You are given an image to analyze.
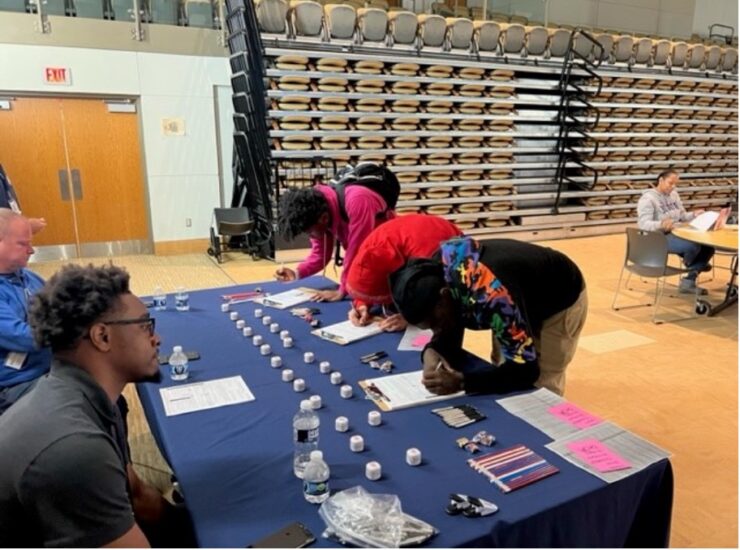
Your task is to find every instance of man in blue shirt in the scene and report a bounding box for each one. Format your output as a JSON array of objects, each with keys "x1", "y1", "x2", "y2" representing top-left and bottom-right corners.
[{"x1": 0, "y1": 209, "x2": 51, "y2": 414}]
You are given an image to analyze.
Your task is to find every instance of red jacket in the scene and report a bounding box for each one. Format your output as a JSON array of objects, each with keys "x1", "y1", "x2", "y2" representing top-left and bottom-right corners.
[{"x1": 346, "y1": 214, "x2": 463, "y2": 308}]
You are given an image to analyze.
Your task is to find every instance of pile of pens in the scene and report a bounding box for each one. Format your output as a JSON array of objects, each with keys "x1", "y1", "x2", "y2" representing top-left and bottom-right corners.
[
  {"x1": 360, "y1": 350, "x2": 387, "y2": 364},
  {"x1": 431, "y1": 404, "x2": 486, "y2": 428}
]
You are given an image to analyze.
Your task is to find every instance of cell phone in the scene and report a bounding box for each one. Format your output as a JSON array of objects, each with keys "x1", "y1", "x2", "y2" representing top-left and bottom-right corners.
[
  {"x1": 158, "y1": 351, "x2": 201, "y2": 365},
  {"x1": 247, "y1": 521, "x2": 315, "y2": 548}
]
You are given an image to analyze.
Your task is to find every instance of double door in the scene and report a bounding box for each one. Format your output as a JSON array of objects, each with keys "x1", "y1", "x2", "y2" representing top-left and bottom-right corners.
[{"x1": 0, "y1": 96, "x2": 151, "y2": 259}]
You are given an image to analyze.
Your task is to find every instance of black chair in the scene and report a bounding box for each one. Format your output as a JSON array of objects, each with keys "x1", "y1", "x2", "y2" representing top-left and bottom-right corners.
[
  {"x1": 207, "y1": 207, "x2": 254, "y2": 263},
  {"x1": 611, "y1": 227, "x2": 696, "y2": 324}
]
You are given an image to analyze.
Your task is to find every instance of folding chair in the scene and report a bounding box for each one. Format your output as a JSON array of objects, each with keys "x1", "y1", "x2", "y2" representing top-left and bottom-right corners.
[
  {"x1": 388, "y1": 10, "x2": 417, "y2": 46},
  {"x1": 525, "y1": 25, "x2": 549, "y2": 56},
  {"x1": 357, "y1": 7, "x2": 387, "y2": 43},
  {"x1": 417, "y1": 13, "x2": 446, "y2": 48},
  {"x1": 324, "y1": 3, "x2": 356, "y2": 41},
  {"x1": 473, "y1": 20, "x2": 500, "y2": 53},
  {"x1": 612, "y1": 228, "x2": 696, "y2": 324},
  {"x1": 446, "y1": 17, "x2": 473, "y2": 51},
  {"x1": 256, "y1": 0, "x2": 288, "y2": 34},
  {"x1": 207, "y1": 208, "x2": 254, "y2": 264}
]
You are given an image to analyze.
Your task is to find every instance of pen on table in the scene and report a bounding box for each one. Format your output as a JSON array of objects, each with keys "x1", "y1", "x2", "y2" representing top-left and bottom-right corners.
[{"x1": 435, "y1": 360, "x2": 444, "y2": 372}]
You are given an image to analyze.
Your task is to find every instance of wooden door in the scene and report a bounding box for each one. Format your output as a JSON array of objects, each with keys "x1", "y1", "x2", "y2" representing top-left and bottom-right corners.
[
  {"x1": 60, "y1": 98, "x2": 149, "y2": 244},
  {"x1": 0, "y1": 98, "x2": 77, "y2": 247}
]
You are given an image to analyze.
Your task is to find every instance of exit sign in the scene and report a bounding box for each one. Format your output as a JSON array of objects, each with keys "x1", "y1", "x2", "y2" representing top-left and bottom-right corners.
[{"x1": 44, "y1": 67, "x2": 71, "y2": 85}]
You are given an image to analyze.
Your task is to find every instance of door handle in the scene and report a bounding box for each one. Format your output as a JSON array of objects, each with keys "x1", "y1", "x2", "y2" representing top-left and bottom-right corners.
[
  {"x1": 71, "y1": 169, "x2": 83, "y2": 200},
  {"x1": 58, "y1": 169, "x2": 70, "y2": 201}
]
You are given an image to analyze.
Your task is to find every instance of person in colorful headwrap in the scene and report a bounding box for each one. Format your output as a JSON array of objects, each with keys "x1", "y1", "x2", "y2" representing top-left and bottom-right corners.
[
  {"x1": 346, "y1": 214, "x2": 462, "y2": 331},
  {"x1": 390, "y1": 236, "x2": 588, "y2": 396}
]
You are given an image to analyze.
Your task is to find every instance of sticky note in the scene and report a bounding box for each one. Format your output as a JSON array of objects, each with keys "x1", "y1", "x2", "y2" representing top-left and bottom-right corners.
[
  {"x1": 548, "y1": 403, "x2": 602, "y2": 429},
  {"x1": 567, "y1": 438, "x2": 631, "y2": 473},
  {"x1": 411, "y1": 334, "x2": 432, "y2": 348}
]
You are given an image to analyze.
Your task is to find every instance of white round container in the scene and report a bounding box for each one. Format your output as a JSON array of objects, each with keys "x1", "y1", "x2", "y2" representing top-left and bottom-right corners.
[
  {"x1": 242, "y1": 326, "x2": 253, "y2": 337},
  {"x1": 330, "y1": 372, "x2": 342, "y2": 385},
  {"x1": 368, "y1": 410, "x2": 382, "y2": 426},
  {"x1": 283, "y1": 337, "x2": 294, "y2": 348},
  {"x1": 270, "y1": 356, "x2": 282, "y2": 368},
  {"x1": 303, "y1": 351, "x2": 315, "y2": 364},
  {"x1": 221, "y1": 303, "x2": 230, "y2": 313},
  {"x1": 340, "y1": 385, "x2": 353, "y2": 399},
  {"x1": 252, "y1": 335, "x2": 263, "y2": 346},
  {"x1": 260, "y1": 344, "x2": 271, "y2": 356},
  {"x1": 365, "y1": 461, "x2": 381, "y2": 481},
  {"x1": 236, "y1": 319, "x2": 245, "y2": 329},
  {"x1": 229, "y1": 311, "x2": 239, "y2": 321},
  {"x1": 282, "y1": 369, "x2": 294, "y2": 382},
  {"x1": 254, "y1": 308, "x2": 263, "y2": 318},
  {"x1": 335, "y1": 416, "x2": 349, "y2": 432},
  {"x1": 406, "y1": 448, "x2": 422, "y2": 466},
  {"x1": 350, "y1": 435, "x2": 364, "y2": 452},
  {"x1": 293, "y1": 378, "x2": 306, "y2": 392}
]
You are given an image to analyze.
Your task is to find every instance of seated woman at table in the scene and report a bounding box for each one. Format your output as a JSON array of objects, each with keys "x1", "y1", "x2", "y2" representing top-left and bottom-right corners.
[
  {"x1": 345, "y1": 214, "x2": 462, "y2": 332},
  {"x1": 389, "y1": 236, "x2": 587, "y2": 397},
  {"x1": 637, "y1": 168, "x2": 714, "y2": 294}
]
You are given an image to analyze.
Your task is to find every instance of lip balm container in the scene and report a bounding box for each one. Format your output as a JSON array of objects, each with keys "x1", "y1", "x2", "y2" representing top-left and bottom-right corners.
[
  {"x1": 236, "y1": 319, "x2": 245, "y2": 329},
  {"x1": 254, "y1": 308, "x2": 263, "y2": 318},
  {"x1": 368, "y1": 411, "x2": 382, "y2": 426},
  {"x1": 221, "y1": 303, "x2": 230, "y2": 313},
  {"x1": 230, "y1": 311, "x2": 239, "y2": 321},
  {"x1": 340, "y1": 385, "x2": 353, "y2": 399},
  {"x1": 242, "y1": 326, "x2": 253, "y2": 337},
  {"x1": 252, "y1": 335, "x2": 263, "y2": 346},
  {"x1": 262, "y1": 315, "x2": 272, "y2": 326},
  {"x1": 280, "y1": 330, "x2": 290, "y2": 340},
  {"x1": 365, "y1": 461, "x2": 381, "y2": 480},
  {"x1": 335, "y1": 416, "x2": 349, "y2": 432},
  {"x1": 309, "y1": 395, "x2": 322, "y2": 409},
  {"x1": 283, "y1": 337, "x2": 294, "y2": 348},
  {"x1": 270, "y1": 356, "x2": 282, "y2": 368},
  {"x1": 330, "y1": 372, "x2": 342, "y2": 385},
  {"x1": 406, "y1": 448, "x2": 422, "y2": 466},
  {"x1": 270, "y1": 323, "x2": 280, "y2": 333},
  {"x1": 350, "y1": 435, "x2": 364, "y2": 452},
  {"x1": 303, "y1": 351, "x2": 315, "y2": 364},
  {"x1": 293, "y1": 378, "x2": 306, "y2": 392},
  {"x1": 282, "y1": 369, "x2": 294, "y2": 382},
  {"x1": 260, "y1": 344, "x2": 271, "y2": 356}
]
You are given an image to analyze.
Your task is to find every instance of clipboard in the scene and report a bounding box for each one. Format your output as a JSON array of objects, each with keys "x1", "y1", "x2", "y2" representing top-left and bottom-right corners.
[
  {"x1": 359, "y1": 370, "x2": 464, "y2": 411},
  {"x1": 311, "y1": 319, "x2": 383, "y2": 346},
  {"x1": 254, "y1": 287, "x2": 316, "y2": 309}
]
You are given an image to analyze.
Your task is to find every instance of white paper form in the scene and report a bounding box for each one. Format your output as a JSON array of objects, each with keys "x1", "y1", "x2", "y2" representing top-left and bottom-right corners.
[
  {"x1": 255, "y1": 288, "x2": 314, "y2": 309},
  {"x1": 397, "y1": 325, "x2": 434, "y2": 351},
  {"x1": 545, "y1": 421, "x2": 671, "y2": 483},
  {"x1": 312, "y1": 319, "x2": 383, "y2": 345},
  {"x1": 160, "y1": 376, "x2": 255, "y2": 416},
  {"x1": 496, "y1": 388, "x2": 586, "y2": 440},
  {"x1": 359, "y1": 370, "x2": 464, "y2": 411},
  {"x1": 689, "y1": 211, "x2": 720, "y2": 231}
]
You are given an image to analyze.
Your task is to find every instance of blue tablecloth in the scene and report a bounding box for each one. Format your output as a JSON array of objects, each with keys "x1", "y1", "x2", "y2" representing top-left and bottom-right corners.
[{"x1": 137, "y1": 277, "x2": 673, "y2": 548}]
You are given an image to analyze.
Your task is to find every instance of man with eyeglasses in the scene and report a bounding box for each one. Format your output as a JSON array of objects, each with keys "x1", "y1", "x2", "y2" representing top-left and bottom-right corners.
[
  {"x1": 0, "y1": 208, "x2": 51, "y2": 414},
  {"x1": 0, "y1": 264, "x2": 196, "y2": 548}
]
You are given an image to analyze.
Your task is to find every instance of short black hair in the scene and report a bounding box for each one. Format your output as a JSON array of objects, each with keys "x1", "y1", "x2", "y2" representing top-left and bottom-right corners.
[
  {"x1": 389, "y1": 258, "x2": 446, "y2": 325},
  {"x1": 30, "y1": 264, "x2": 131, "y2": 352},
  {"x1": 277, "y1": 187, "x2": 328, "y2": 240},
  {"x1": 656, "y1": 168, "x2": 678, "y2": 185}
]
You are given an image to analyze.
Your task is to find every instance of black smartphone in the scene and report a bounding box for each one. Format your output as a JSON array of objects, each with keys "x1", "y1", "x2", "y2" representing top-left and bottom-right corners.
[
  {"x1": 247, "y1": 522, "x2": 315, "y2": 548},
  {"x1": 158, "y1": 351, "x2": 201, "y2": 365}
]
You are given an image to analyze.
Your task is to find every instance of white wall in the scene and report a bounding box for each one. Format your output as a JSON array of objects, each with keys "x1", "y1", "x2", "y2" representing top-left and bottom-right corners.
[
  {"x1": 0, "y1": 44, "x2": 232, "y2": 244},
  {"x1": 692, "y1": 0, "x2": 738, "y2": 39}
]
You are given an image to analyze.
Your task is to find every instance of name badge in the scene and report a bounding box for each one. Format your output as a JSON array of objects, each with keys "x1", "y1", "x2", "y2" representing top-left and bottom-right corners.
[
  {"x1": 7, "y1": 198, "x2": 20, "y2": 214},
  {"x1": 4, "y1": 352, "x2": 28, "y2": 370}
]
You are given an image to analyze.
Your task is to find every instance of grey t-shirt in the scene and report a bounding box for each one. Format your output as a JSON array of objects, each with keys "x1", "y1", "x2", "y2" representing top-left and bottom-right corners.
[{"x1": 0, "y1": 359, "x2": 135, "y2": 547}]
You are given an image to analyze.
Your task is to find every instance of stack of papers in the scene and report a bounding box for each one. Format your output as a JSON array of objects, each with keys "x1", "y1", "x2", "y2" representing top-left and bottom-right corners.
[
  {"x1": 255, "y1": 288, "x2": 315, "y2": 309},
  {"x1": 159, "y1": 376, "x2": 255, "y2": 416}
]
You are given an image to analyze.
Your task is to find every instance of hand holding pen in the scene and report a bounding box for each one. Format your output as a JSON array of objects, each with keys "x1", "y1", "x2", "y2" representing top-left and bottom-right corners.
[
  {"x1": 349, "y1": 304, "x2": 371, "y2": 326},
  {"x1": 422, "y1": 356, "x2": 463, "y2": 395},
  {"x1": 274, "y1": 263, "x2": 297, "y2": 282}
]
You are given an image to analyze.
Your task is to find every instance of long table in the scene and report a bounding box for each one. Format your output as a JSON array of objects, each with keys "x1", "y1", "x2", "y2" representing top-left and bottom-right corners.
[{"x1": 137, "y1": 277, "x2": 673, "y2": 548}]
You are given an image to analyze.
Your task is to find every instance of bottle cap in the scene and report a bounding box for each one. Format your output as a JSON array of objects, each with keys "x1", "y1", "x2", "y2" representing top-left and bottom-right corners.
[
  {"x1": 310, "y1": 450, "x2": 323, "y2": 460},
  {"x1": 173, "y1": 345, "x2": 183, "y2": 352}
]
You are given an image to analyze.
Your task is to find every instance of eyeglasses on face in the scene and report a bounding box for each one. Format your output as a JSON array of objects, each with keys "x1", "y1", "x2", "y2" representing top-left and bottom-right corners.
[{"x1": 101, "y1": 317, "x2": 156, "y2": 336}]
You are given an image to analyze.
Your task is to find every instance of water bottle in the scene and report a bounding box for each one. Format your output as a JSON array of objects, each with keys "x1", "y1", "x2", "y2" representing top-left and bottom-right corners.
[
  {"x1": 303, "y1": 450, "x2": 330, "y2": 504},
  {"x1": 169, "y1": 346, "x2": 189, "y2": 381},
  {"x1": 175, "y1": 287, "x2": 190, "y2": 312},
  {"x1": 153, "y1": 286, "x2": 167, "y2": 311},
  {"x1": 293, "y1": 400, "x2": 319, "y2": 478}
]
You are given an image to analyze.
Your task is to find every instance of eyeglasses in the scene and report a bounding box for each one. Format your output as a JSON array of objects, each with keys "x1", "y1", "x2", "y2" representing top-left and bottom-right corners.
[{"x1": 102, "y1": 317, "x2": 156, "y2": 336}]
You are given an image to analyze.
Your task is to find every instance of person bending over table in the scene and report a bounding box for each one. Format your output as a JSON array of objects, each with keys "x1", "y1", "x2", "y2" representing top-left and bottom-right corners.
[
  {"x1": 390, "y1": 236, "x2": 588, "y2": 397},
  {"x1": 346, "y1": 214, "x2": 462, "y2": 331},
  {"x1": 274, "y1": 183, "x2": 395, "y2": 302},
  {"x1": 637, "y1": 168, "x2": 714, "y2": 295},
  {"x1": 0, "y1": 264, "x2": 196, "y2": 548}
]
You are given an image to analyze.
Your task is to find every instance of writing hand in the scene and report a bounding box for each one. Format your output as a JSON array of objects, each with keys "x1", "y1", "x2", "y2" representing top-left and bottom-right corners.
[
  {"x1": 29, "y1": 218, "x2": 47, "y2": 234},
  {"x1": 422, "y1": 363, "x2": 463, "y2": 395},
  {"x1": 349, "y1": 305, "x2": 371, "y2": 326},
  {"x1": 379, "y1": 313, "x2": 407, "y2": 332},
  {"x1": 274, "y1": 267, "x2": 297, "y2": 281}
]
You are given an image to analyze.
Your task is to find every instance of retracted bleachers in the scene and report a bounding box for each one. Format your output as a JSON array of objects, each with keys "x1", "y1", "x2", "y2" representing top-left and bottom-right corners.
[{"x1": 235, "y1": 0, "x2": 737, "y2": 242}]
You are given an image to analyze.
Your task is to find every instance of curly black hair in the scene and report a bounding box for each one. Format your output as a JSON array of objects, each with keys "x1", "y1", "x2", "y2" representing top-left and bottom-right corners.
[
  {"x1": 29, "y1": 264, "x2": 131, "y2": 352},
  {"x1": 277, "y1": 187, "x2": 328, "y2": 240}
]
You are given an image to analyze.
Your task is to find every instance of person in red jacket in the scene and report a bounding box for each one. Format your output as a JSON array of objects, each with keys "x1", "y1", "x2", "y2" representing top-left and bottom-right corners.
[{"x1": 346, "y1": 214, "x2": 462, "y2": 331}]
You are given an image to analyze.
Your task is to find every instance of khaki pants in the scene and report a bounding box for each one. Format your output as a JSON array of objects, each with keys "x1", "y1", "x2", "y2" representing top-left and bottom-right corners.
[{"x1": 532, "y1": 286, "x2": 588, "y2": 396}]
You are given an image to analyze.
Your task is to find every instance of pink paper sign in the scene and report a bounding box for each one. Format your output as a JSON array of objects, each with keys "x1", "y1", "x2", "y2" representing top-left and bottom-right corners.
[
  {"x1": 566, "y1": 438, "x2": 632, "y2": 472},
  {"x1": 411, "y1": 334, "x2": 432, "y2": 348},
  {"x1": 548, "y1": 403, "x2": 602, "y2": 429}
]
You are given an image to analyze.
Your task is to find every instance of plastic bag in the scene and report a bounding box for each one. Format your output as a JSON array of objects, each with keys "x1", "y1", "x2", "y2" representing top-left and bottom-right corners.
[{"x1": 319, "y1": 485, "x2": 436, "y2": 548}]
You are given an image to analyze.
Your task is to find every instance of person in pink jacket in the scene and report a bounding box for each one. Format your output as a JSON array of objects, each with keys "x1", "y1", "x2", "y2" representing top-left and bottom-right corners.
[{"x1": 275, "y1": 184, "x2": 395, "y2": 302}]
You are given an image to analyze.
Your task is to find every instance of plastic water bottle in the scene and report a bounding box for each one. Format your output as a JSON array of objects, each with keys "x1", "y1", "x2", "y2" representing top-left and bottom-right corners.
[
  {"x1": 293, "y1": 400, "x2": 319, "y2": 478},
  {"x1": 153, "y1": 286, "x2": 167, "y2": 311},
  {"x1": 303, "y1": 450, "x2": 330, "y2": 504},
  {"x1": 169, "y1": 346, "x2": 189, "y2": 381},
  {"x1": 175, "y1": 287, "x2": 190, "y2": 312}
]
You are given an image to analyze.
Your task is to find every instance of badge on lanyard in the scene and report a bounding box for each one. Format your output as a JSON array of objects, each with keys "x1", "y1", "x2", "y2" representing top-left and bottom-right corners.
[{"x1": 4, "y1": 352, "x2": 28, "y2": 370}]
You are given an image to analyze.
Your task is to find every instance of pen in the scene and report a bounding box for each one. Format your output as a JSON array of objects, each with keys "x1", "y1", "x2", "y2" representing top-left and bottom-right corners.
[{"x1": 435, "y1": 360, "x2": 443, "y2": 372}]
